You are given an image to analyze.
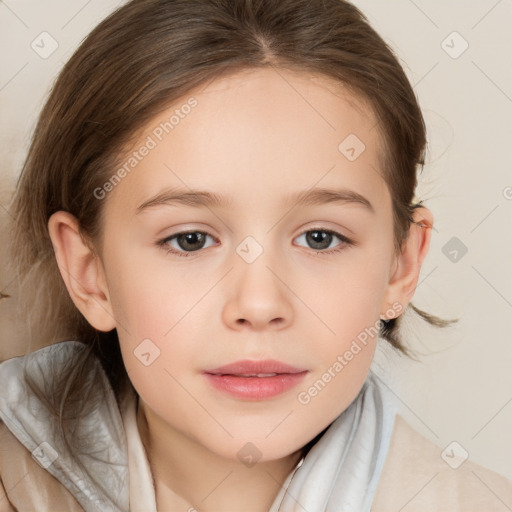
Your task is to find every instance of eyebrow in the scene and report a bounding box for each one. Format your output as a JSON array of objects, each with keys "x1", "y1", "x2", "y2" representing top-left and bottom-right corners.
[{"x1": 135, "y1": 186, "x2": 374, "y2": 214}]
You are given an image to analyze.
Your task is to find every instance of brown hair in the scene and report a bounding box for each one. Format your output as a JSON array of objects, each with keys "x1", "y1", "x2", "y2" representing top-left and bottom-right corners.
[{"x1": 8, "y1": 0, "x2": 454, "y2": 403}]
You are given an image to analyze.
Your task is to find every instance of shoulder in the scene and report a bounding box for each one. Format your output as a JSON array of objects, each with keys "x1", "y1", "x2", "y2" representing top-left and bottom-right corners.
[
  {"x1": 0, "y1": 419, "x2": 82, "y2": 511},
  {"x1": 0, "y1": 341, "x2": 129, "y2": 511},
  {"x1": 372, "y1": 414, "x2": 512, "y2": 511}
]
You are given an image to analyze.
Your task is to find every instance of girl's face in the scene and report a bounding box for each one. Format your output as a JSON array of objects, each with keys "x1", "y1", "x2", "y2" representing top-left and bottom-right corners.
[{"x1": 99, "y1": 67, "x2": 399, "y2": 461}]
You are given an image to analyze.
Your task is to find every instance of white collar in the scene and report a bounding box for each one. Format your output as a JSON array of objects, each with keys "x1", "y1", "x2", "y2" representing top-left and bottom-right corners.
[{"x1": 119, "y1": 387, "x2": 158, "y2": 511}]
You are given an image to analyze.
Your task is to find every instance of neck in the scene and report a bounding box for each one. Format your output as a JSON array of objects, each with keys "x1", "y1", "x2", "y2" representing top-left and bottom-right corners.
[{"x1": 137, "y1": 400, "x2": 305, "y2": 512}]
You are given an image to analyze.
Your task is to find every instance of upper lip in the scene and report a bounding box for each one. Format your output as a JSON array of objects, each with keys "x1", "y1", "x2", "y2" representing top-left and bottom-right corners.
[{"x1": 205, "y1": 360, "x2": 307, "y2": 376}]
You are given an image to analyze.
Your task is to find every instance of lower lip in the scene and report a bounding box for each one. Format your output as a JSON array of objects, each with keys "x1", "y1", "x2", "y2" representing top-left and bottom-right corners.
[{"x1": 204, "y1": 372, "x2": 308, "y2": 400}]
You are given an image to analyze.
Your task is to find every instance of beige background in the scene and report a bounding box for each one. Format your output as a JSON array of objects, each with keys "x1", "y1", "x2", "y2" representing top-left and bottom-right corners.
[{"x1": 1, "y1": 0, "x2": 511, "y2": 488}]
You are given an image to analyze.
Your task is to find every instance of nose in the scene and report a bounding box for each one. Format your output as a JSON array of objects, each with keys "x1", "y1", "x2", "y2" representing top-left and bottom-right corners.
[{"x1": 222, "y1": 250, "x2": 294, "y2": 332}]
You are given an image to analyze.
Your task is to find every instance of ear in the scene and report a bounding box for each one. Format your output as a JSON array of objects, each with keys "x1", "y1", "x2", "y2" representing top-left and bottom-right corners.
[
  {"x1": 48, "y1": 211, "x2": 116, "y2": 332},
  {"x1": 380, "y1": 206, "x2": 433, "y2": 319}
]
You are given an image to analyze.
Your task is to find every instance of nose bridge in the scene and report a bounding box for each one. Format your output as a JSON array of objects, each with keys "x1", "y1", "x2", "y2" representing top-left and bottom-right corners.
[
  {"x1": 222, "y1": 232, "x2": 293, "y2": 330},
  {"x1": 235, "y1": 234, "x2": 281, "y2": 298}
]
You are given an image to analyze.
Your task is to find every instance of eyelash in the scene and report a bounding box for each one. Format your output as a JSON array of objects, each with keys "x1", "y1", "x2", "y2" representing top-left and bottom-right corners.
[{"x1": 157, "y1": 228, "x2": 354, "y2": 258}]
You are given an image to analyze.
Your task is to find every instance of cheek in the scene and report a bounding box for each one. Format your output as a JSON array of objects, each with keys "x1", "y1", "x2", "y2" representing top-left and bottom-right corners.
[
  {"x1": 294, "y1": 280, "x2": 383, "y2": 436},
  {"x1": 103, "y1": 248, "x2": 208, "y2": 381},
  {"x1": 293, "y1": 249, "x2": 390, "y2": 410},
  {"x1": 111, "y1": 267, "x2": 202, "y2": 426},
  {"x1": 303, "y1": 249, "x2": 391, "y2": 340},
  {"x1": 104, "y1": 248, "x2": 199, "y2": 340}
]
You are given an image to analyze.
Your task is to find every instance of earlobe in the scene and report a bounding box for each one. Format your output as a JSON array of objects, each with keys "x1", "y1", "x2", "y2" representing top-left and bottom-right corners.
[
  {"x1": 47, "y1": 211, "x2": 116, "y2": 332},
  {"x1": 380, "y1": 207, "x2": 433, "y2": 318}
]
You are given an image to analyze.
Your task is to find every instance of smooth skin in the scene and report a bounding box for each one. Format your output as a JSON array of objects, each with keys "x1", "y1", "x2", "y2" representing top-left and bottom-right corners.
[{"x1": 48, "y1": 67, "x2": 433, "y2": 511}]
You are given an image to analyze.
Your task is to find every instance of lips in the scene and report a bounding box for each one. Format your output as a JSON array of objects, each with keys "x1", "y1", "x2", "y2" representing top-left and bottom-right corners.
[
  {"x1": 205, "y1": 359, "x2": 307, "y2": 376},
  {"x1": 204, "y1": 360, "x2": 308, "y2": 400}
]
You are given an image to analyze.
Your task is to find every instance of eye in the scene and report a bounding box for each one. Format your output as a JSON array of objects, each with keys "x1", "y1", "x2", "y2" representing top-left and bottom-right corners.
[
  {"x1": 294, "y1": 228, "x2": 353, "y2": 254},
  {"x1": 158, "y1": 230, "x2": 217, "y2": 257}
]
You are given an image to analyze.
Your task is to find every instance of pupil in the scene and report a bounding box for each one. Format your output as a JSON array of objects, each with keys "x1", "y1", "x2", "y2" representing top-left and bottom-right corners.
[
  {"x1": 180, "y1": 232, "x2": 204, "y2": 251},
  {"x1": 308, "y1": 230, "x2": 330, "y2": 249}
]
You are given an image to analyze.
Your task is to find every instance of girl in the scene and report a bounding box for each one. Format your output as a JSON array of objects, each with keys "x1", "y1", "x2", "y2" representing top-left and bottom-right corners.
[{"x1": 1, "y1": 0, "x2": 511, "y2": 510}]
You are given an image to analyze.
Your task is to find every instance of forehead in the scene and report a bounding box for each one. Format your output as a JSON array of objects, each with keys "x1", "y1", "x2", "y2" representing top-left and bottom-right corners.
[{"x1": 105, "y1": 66, "x2": 388, "y2": 216}]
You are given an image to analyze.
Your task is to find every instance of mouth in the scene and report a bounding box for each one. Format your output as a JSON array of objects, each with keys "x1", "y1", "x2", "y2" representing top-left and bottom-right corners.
[
  {"x1": 206, "y1": 359, "x2": 307, "y2": 375},
  {"x1": 204, "y1": 360, "x2": 308, "y2": 400}
]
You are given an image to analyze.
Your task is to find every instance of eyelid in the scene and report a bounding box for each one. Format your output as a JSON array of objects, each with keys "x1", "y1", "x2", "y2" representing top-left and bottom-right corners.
[{"x1": 298, "y1": 225, "x2": 352, "y2": 242}]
